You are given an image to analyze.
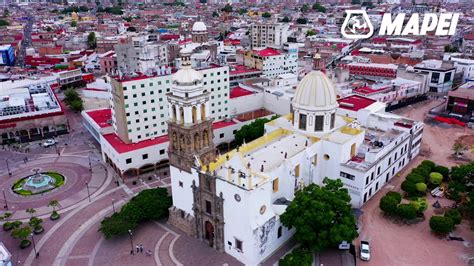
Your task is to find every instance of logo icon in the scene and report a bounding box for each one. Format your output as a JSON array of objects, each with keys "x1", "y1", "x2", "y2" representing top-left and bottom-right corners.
[{"x1": 341, "y1": 10, "x2": 374, "y2": 40}]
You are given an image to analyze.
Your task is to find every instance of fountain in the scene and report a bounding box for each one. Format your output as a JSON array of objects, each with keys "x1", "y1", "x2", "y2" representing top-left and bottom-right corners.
[{"x1": 12, "y1": 168, "x2": 63, "y2": 195}]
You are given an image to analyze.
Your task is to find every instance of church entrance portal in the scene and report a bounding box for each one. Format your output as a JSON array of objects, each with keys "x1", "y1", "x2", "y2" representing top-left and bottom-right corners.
[{"x1": 205, "y1": 221, "x2": 214, "y2": 247}]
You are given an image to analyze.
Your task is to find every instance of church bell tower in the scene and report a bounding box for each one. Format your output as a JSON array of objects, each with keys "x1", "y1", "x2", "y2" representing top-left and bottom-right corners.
[{"x1": 167, "y1": 48, "x2": 216, "y2": 173}]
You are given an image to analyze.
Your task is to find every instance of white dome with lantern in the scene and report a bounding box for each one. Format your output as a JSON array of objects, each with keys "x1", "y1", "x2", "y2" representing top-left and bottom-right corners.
[
  {"x1": 172, "y1": 48, "x2": 203, "y2": 91},
  {"x1": 292, "y1": 69, "x2": 339, "y2": 134},
  {"x1": 192, "y1": 21, "x2": 207, "y2": 32}
]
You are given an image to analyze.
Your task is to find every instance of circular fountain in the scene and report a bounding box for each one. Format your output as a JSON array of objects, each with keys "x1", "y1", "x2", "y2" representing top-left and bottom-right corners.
[{"x1": 12, "y1": 168, "x2": 65, "y2": 196}]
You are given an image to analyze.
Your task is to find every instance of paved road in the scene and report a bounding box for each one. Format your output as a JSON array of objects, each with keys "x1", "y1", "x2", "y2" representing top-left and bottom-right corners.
[{"x1": 16, "y1": 9, "x2": 33, "y2": 67}]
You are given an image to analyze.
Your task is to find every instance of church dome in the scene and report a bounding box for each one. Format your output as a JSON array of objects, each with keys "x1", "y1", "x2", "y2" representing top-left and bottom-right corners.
[
  {"x1": 292, "y1": 70, "x2": 338, "y2": 111},
  {"x1": 172, "y1": 68, "x2": 203, "y2": 86},
  {"x1": 192, "y1": 21, "x2": 207, "y2": 32}
]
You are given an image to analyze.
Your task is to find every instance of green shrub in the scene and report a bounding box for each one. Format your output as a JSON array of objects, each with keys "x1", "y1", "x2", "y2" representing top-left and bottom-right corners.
[
  {"x1": 380, "y1": 195, "x2": 398, "y2": 214},
  {"x1": 429, "y1": 216, "x2": 454, "y2": 234},
  {"x1": 385, "y1": 191, "x2": 402, "y2": 203},
  {"x1": 412, "y1": 166, "x2": 431, "y2": 179},
  {"x1": 421, "y1": 160, "x2": 436, "y2": 171},
  {"x1": 432, "y1": 165, "x2": 449, "y2": 178},
  {"x1": 406, "y1": 173, "x2": 425, "y2": 184},
  {"x1": 429, "y1": 172, "x2": 443, "y2": 185},
  {"x1": 279, "y1": 247, "x2": 313, "y2": 266},
  {"x1": 410, "y1": 197, "x2": 428, "y2": 213},
  {"x1": 401, "y1": 180, "x2": 417, "y2": 194},
  {"x1": 416, "y1": 182, "x2": 427, "y2": 192},
  {"x1": 396, "y1": 204, "x2": 417, "y2": 220},
  {"x1": 444, "y1": 209, "x2": 462, "y2": 225}
]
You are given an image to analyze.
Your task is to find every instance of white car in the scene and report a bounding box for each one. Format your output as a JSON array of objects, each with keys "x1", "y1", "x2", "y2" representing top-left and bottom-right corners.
[
  {"x1": 42, "y1": 139, "x2": 57, "y2": 148},
  {"x1": 360, "y1": 241, "x2": 371, "y2": 261}
]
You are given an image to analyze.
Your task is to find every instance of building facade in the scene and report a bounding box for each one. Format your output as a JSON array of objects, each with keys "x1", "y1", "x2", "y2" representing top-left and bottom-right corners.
[{"x1": 251, "y1": 22, "x2": 290, "y2": 49}]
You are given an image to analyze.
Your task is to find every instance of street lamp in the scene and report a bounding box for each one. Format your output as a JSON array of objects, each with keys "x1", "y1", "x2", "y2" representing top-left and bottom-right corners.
[
  {"x1": 5, "y1": 159, "x2": 11, "y2": 176},
  {"x1": 85, "y1": 181, "x2": 91, "y2": 202},
  {"x1": 31, "y1": 233, "x2": 38, "y2": 258},
  {"x1": 2, "y1": 189, "x2": 8, "y2": 210},
  {"x1": 88, "y1": 153, "x2": 92, "y2": 172},
  {"x1": 128, "y1": 229, "x2": 134, "y2": 255},
  {"x1": 112, "y1": 198, "x2": 116, "y2": 213}
]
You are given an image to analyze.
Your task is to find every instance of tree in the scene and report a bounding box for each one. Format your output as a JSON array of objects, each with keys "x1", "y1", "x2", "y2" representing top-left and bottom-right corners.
[
  {"x1": 306, "y1": 29, "x2": 316, "y2": 37},
  {"x1": 312, "y1": 3, "x2": 326, "y2": 13},
  {"x1": 379, "y1": 195, "x2": 398, "y2": 214},
  {"x1": 444, "y1": 45, "x2": 459, "y2": 53},
  {"x1": 222, "y1": 3, "x2": 232, "y2": 13},
  {"x1": 429, "y1": 216, "x2": 454, "y2": 234},
  {"x1": 429, "y1": 172, "x2": 443, "y2": 185},
  {"x1": 401, "y1": 180, "x2": 417, "y2": 194},
  {"x1": 11, "y1": 225, "x2": 32, "y2": 248},
  {"x1": 410, "y1": 197, "x2": 428, "y2": 214},
  {"x1": 396, "y1": 204, "x2": 417, "y2": 220},
  {"x1": 70, "y1": 20, "x2": 77, "y2": 27},
  {"x1": 46, "y1": 26, "x2": 53, "y2": 32},
  {"x1": 421, "y1": 160, "x2": 436, "y2": 171},
  {"x1": 279, "y1": 246, "x2": 313, "y2": 266},
  {"x1": 69, "y1": 99, "x2": 84, "y2": 112},
  {"x1": 280, "y1": 179, "x2": 358, "y2": 252},
  {"x1": 406, "y1": 173, "x2": 425, "y2": 184},
  {"x1": 87, "y1": 32, "x2": 97, "y2": 49},
  {"x1": 0, "y1": 19, "x2": 9, "y2": 27},
  {"x1": 212, "y1": 11, "x2": 219, "y2": 17},
  {"x1": 416, "y1": 182, "x2": 427, "y2": 193},
  {"x1": 281, "y1": 16, "x2": 290, "y2": 23},
  {"x1": 48, "y1": 199, "x2": 60, "y2": 212},
  {"x1": 3, "y1": 8, "x2": 9, "y2": 17},
  {"x1": 26, "y1": 208, "x2": 36, "y2": 218},
  {"x1": 127, "y1": 26, "x2": 137, "y2": 32},
  {"x1": 0, "y1": 212, "x2": 12, "y2": 221},
  {"x1": 296, "y1": 17, "x2": 308, "y2": 24},
  {"x1": 444, "y1": 209, "x2": 462, "y2": 225},
  {"x1": 262, "y1": 12, "x2": 271, "y2": 18},
  {"x1": 351, "y1": 0, "x2": 361, "y2": 4},
  {"x1": 238, "y1": 8, "x2": 247, "y2": 15},
  {"x1": 300, "y1": 4, "x2": 309, "y2": 13},
  {"x1": 433, "y1": 165, "x2": 449, "y2": 179},
  {"x1": 452, "y1": 143, "x2": 466, "y2": 157},
  {"x1": 234, "y1": 116, "x2": 278, "y2": 146},
  {"x1": 385, "y1": 191, "x2": 402, "y2": 203}
]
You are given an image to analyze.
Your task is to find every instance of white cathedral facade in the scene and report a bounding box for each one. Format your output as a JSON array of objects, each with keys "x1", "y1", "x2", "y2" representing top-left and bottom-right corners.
[{"x1": 167, "y1": 59, "x2": 424, "y2": 265}]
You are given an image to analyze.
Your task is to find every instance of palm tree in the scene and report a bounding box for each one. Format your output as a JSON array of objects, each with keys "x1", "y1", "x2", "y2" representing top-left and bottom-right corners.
[
  {"x1": 26, "y1": 208, "x2": 36, "y2": 218},
  {"x1": 11, "y1": 225, "x2": 32, "y2": 248},
  {"x1": 48, "y1": 199, "x2": 60, "y2": 211},
  {"x1": 0, "y1": 212, "x2": 12, "y2": 221}
]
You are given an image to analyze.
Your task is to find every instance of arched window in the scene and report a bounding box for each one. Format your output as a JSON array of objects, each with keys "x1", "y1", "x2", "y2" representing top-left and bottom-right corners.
[
  {"x1": 179, "y1": 107, "x2": 185, "y2": 124},
  {"x1": 180, "y1": 134, "x2": 185, "y2": 151},
  {"x1": 277, "y1": 226, "x2": 282, "y2": 238},
  {"x1": 194, "y1": 133, "x2": 200, "y2": 150},
  {"x1": 315, "y1": 115, "x2": 324, "y2": 131},
  {"x1": 172, "y1": 105, "x2": 177, "y2": 122},
  {"x1": 172, "y1": 132, "x2": 178, "y2": 150},
  {"x1": 203, "y1": 130, "x2": 209, "y2": 147}
]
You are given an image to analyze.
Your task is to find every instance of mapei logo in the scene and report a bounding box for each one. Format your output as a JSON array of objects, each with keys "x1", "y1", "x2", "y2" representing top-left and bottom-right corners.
[{"x1": 341, "y1": 10, "x2": 460, "y2": 40}]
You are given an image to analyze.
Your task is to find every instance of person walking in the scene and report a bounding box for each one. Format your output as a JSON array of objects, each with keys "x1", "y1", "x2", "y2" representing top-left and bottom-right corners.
[
  {"x1": 139, "y1": 244, "x2": 144, "y2": 253},
  {"x1": 136, "y1": 244, "x2": 140, "y2": 253}
]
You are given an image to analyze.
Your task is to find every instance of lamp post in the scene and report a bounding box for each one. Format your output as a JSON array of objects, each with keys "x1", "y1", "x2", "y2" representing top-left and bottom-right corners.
[
  {"x1": 88, "y1": 153, "x2": 92, "y2": 172},
  {"x1": 5, "y1": 159, "x2": 11, "y2": 176},
  {"x1": 31, "y1": 233, "x2": 38, "y2": 258},
  {"x1": 128, "y1": 229, "x2": 134, "y2": 255},
  {"x1": 112, "y1": 198, "x2": 116, "y2": 213},
  {"x1": 85, "y1": 181, "x2": 91, "y2": 202},
  {"x1": 2, "y1": 189, "x2": 8, "y2": 210}
]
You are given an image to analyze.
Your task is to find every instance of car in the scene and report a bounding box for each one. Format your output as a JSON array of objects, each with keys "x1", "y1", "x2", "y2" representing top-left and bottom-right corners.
[
  {"x1": 360, "y1": 241, "x2": 371, "y2": 261},
  {"x1": 42, "y1": 139, "x2": 57, "y2": 148}
]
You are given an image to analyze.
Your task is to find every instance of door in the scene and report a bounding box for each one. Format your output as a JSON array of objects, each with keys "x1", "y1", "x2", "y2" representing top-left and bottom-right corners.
[{"x1": 205, "y1": 221, "x2": 214, "y2": 248}]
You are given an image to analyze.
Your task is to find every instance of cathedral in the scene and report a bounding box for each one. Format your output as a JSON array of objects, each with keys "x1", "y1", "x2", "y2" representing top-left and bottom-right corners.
[{"x1": 167, "y1": 53, "x2": 424, "y2": 265}]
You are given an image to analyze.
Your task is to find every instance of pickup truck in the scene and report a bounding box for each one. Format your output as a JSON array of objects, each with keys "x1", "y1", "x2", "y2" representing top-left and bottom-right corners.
[{"x1": 360, "y1": 241, "x2": 371, "y2": 261}]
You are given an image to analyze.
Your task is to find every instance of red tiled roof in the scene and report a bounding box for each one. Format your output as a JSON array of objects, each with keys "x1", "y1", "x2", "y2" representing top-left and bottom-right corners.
[
  {"x1": 86, "y1": 109, "x2": 112, "y2": 128},
  {"x1": 230, "y1": 86, "x2": 253, "y2": 98},
  {"x1": 337, "y1": 95, "x2": 376, "y2": 111},
  {"x1": 229, "y1": 65, "x2": 261, "y2": 75},
  {"x1": 353, "y1": 86, "x2": 383, "y2": 95},
  {"x1": 212, "y1": 120, "x2": 237, "y2": 130},
  {"x1": 254, "y1": 48, "x2": 281, "y2": 57},
  {"x1": 160, "y1": 34, "x2": 180, "y2": 41},
  {"x1": 103, "y1": 133, "x2": 169, "y2": 154}
]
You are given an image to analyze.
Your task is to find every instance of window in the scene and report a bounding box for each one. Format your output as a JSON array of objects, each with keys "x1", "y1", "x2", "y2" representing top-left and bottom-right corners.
[
  {"x1": 273, "y1": 178, "x2": 279, "y2": 192},
  {"x1": 365, "y1": 176, "x2": 369, "y2": 185},
  {"x1": 298, "y1": 114, "x2": 307, "y2": 130},
  {"x1": 377, "y1": 167, "x2": 381, "y2": 175},
  {"x1": 340, "y1": 171, "x2": 355, "y2": 181},
  {"x1": 160, "y1": 149, "x2": 165, "y2": 155},
  {"x1": 295, "y1": 165, "x2": 300, "y2": 177},
  {"x1": 277, "y1": 226, "x2": 282, "y2": 238},
  {"x1": 179, "y1": 181, "x2": 183, "y2": 187},
  {"x1": 235, "y1": 239, "x2": 243, "y2": 252},
  {"x1": 205, "y1": 200, "x2": 212, "y2": 214},
  {"x1": 142, "y1": 154, "x2": 148, "y2": 160},
  {"x1": 371, "y1": 172, "x2": 374, "y2": 180},
  {"x1": 126, "y1": 158, "x2": 132, "y2": 164},
  {"x1": 220, "y1": 133, "x2": 224, "y2": 138},
  {"x1": 315, "y1": 115, "x2": 324, "y2": 131}
]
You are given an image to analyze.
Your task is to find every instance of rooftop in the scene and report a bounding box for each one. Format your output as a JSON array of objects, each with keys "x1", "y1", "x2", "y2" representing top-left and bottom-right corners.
[
  {"x1": 337, "y1": 95, "x2": 376, "y2": 112},
  {"x1": 230, "y1": 86, "x2": 254, "y2": 99},
  {"x1": 103, "y1": 133, "x2": 170, "y2": 154},
  {"x1": 86, "y1": 109, "x2": 112, "y2": 129},
  {"x1": 253, "y1": 47, "x2": 281, "y2": 57}
]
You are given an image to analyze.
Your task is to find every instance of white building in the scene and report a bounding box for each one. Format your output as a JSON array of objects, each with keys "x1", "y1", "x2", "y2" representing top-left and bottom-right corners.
[
  {"x1": 414, "y1": 60, "x2": 455, "y2": 93},
  {"x1": 169, "y1": 70, "x2": 424, "y2": 265},
  {"x1": 443, "y1": 55, "x2": 474, "y2": 82},
  {"x1": 115, "y1": 35, "x2": 168, "y2": 74}
]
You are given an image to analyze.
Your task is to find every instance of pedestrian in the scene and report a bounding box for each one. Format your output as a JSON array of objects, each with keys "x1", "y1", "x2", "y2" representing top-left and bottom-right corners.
[
  {"x1": 140, "y1": 244, "x2": 143, "y2": 253},
  {"x1": 136, "y1": 244, "x2": 139, "y2": 253}
]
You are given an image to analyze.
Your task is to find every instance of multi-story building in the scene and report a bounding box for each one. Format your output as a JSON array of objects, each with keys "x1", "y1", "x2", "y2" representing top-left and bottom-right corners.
[
  {"x1": 348, "y1": 62, "x2": 398, "y2": 78},
  {"x1": 238, "y1": 43, "x2": 298, "y2": 78},
  {"x1": 115, "y1": 35, "x2": 168, "y2": 74},
  {"x1": 414, "y1": 60, "x2": 455, "y2": 93},
  {"x1": 168, "y1": 69, "x2": 424, "y2": 265},
  {"x1": 251, "y1": 22, "x2": 290, "y2": 49},
  {"x1": 0, "y1": 44, "x2": 15, "y2": 66},
  {"x1": 0, "y1": 80, "x2": 68, "y2": 144},
  {"x1": 99, "y1": 51, "x2": 117, "y2": 76}
]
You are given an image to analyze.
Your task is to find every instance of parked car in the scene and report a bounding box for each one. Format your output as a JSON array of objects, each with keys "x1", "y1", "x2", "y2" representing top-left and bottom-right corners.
[
  {"x1": 360, "y1": 241, "x2": 371, "y2": 261},
  {"x1": 42, "y1": 139, "x2": 57, "y2": 148}
]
